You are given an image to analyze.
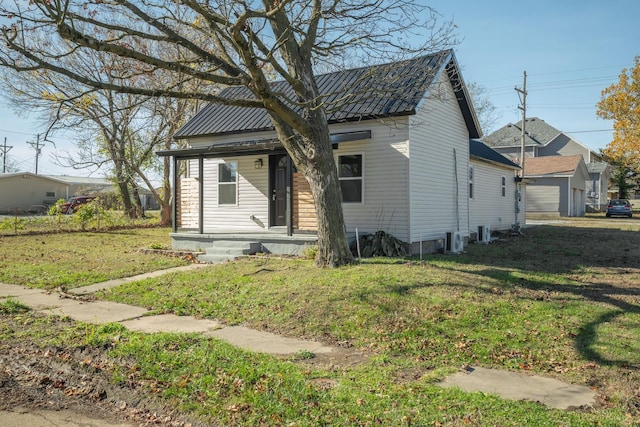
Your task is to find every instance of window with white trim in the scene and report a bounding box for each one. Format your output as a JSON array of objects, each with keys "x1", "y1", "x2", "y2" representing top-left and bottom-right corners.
[
  {"x1": 218, "y1": 161, "x2": 238, "y2": 205},
  {"x1": 469, "y1": 167, "x2": 474, "y2": 199},
  {"x1": 338, "y1": 154, "x2": 363, "y2": 203},
  {"x1": 501, "y1": 176, "x2": 506, "y2": 197}
]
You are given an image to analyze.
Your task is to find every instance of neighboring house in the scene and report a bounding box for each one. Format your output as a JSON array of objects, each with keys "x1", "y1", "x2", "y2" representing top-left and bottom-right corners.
[
  {"x1": 586, "y1": 162, "x2": 611, "y2": 211},
  {"x1": 483, "y1": 117, "x2": 611, "y2": 212},
  {"x1": 523, "y1": 155, "x2": 589, "y2": 217},
  {"x1": 469, "y1": 139, "x2": 524, "y2": 236},
  {"x1": 0, "y1": 173, "x2": 113, "y2": 214},
  {"x1": 47, "y1": 175, "x2": 114, "y2": 197},
  {"x1": 51, "y1": 175, "x2": 161, "y2": 210},
  {"x1": 0, "y1": 173, "x2": 69, "y2": 213},
  {"x1": 159, "y1": 50, "x2": 523, "y2": 255}
]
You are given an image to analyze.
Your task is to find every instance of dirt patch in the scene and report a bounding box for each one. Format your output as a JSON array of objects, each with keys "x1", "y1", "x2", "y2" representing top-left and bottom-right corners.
[
  {"x1": 0, "y1": 312, "x2": 371, "y2": 426},
  {"x1": 0, "y1": 315, "x2": 207, "y2": 426}
]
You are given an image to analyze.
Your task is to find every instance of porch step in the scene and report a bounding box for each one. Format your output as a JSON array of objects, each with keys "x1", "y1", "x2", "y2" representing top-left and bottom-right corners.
[{"x1": 197, "y1": 241, "x2": 262, "y2": 264}]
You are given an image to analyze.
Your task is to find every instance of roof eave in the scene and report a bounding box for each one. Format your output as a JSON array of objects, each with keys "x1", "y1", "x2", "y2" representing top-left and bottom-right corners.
[{"x1": 470, "y1": 155, "x2": 520, "y2": 170}]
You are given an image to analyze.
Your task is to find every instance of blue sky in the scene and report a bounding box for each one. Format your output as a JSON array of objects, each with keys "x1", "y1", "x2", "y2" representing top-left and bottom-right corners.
[
  {"x1": 1, "y1": 1, "x2": 638, "y2": 175},
  {"x1": 429, "y1": 0, "x2": 638, "y2": 148}
]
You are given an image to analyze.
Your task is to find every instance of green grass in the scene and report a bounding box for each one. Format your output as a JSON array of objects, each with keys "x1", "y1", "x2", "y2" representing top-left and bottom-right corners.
[
  {"x1": 0, "y1": 227, "x2": 188, "y2": 289},
  {"x1": 1, "y1": 220, "x2": 639, "y2": 425},
  {"x1": 0, "y1": 314, "x2": 626, "y2": 426},
  {"x1": 0, "y1": 299, "x2": 30, "y2": 314}
]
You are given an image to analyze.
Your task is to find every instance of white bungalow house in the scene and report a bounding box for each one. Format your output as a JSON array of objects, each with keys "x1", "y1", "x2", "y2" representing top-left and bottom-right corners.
[
  {"x1": 469, "y1": 139, "x2": 524, "y2": 239},
  {"x1": 159, "y1": 50, "x2": 524, "y2": 257}
]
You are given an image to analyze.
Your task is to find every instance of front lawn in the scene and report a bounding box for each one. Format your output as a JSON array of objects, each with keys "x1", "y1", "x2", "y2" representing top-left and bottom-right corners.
[
  {"x1": 2, "y1": 220, "x2": 639, "y2": 425},
  {"x1": 96, "y1": 220, "x2": 640, "y2": 425},
  {"x1": 0, "y1": 227, "x2": 188, "y2": 289}
]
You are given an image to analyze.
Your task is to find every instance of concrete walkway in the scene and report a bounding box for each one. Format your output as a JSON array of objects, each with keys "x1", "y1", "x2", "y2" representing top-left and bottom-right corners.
[
  {"x1": 439, "y1": 365, "x2": 596, "y2": 410},
  {"x1": 0, "y1": 264, "x2": 596, "y2": 410},
  {"x1": 0, "y1": 264, "x2": 331, "y2": 355}
]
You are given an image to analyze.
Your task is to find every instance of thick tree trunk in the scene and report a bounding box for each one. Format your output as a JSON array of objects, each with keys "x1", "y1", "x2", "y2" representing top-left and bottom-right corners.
[
  {"x1": 269, "y1": 113, "x2": 354, "y2": 267},
  {"x1": 302, "y1": 133, "x2": 354, "y2": 267}
]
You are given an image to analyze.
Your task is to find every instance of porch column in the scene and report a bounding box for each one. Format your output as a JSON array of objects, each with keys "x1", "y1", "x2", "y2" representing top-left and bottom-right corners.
[
  {"x1": 171, "y1": 156, "x2": 178, "y2": 233},
  {"x1": 287, "y1": 156, "x2": 293, "y2": 236}
]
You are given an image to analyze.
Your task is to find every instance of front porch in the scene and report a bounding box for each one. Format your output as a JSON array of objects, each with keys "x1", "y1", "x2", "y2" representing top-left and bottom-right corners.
[
  {"x1": 170, "y1": 229, "x2": 318, "y2": 256},
  {"x1": 157, "y1": 131, "x2": 372, "y2": 258}
]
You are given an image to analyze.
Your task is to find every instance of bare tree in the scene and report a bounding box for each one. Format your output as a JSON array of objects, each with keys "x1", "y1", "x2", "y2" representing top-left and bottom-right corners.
[
  {"x1": 1, "y1": 39, "x2": 201, "y2": 221},
  {"x1": 0, "y1": 0, "x2": 456, "y2": 266},
  {"x1": 466, "y1": 82, "x2": 500, "y2": 134}
]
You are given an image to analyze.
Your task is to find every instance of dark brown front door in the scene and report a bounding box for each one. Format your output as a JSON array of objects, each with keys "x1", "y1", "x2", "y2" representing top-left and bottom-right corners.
[{"x1": 270, "y1": 154, "x2": 288, "y2": 226}]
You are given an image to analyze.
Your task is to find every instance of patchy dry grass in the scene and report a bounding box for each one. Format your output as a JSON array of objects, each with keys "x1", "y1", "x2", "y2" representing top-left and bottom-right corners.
[
  {"x1": 96, "y1": 218, "x2": 640, "y2": 425},
  {"x1": 2, "y1": 219, "x2": 640, "y2": 425},
  {"x1": 0, "y1": 227, "x2": 188, "y2": 289}
]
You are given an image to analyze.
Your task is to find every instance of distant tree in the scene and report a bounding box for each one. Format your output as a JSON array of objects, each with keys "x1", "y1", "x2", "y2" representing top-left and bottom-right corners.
[
  {"x1": 597, "y1": 57, "x2": 640, "y2": 174},
  {"x1": 466, "y1": 81, "x2": 500, "y2": 134},
  {"x1": 1, "y1": 43, "x2": 200, "y2": 221},
  {"x1": 1, "y1": 153, "x2": 18, "y2": 173},
  {"x1": 0, "y1": 0, "x2": 456, "y2": 266}
]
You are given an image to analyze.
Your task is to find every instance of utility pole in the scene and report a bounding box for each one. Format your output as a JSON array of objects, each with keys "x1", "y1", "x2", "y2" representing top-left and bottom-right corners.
[
  {"x1": 516, "y1": 71, "x2": 527, "y2": 176},
  {"x1": 513, "y1": 71, "x2": 527, "y2": 234},
  {"x1": 27, "y1": 134, "x2": 44, "y2": 175},
  {"x1": 1, "y1": 137, "x2": 12, "y2": 173}
]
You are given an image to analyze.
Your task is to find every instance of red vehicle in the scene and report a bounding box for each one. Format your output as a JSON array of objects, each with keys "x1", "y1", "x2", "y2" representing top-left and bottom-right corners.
[{"x1": 59, "y1": 196, "x2": 96, "y2": 214}]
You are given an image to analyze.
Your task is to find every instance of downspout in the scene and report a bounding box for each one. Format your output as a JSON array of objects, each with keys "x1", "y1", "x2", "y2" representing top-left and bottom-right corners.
[{"x1": 453, "y1": 148, "x2": 460, "y2": 232}]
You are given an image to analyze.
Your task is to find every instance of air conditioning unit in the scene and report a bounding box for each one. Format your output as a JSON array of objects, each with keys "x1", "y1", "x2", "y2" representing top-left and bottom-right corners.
[
  {"x1": 478, "y1": 225, "x2": 491, "y2": 243},
  {"x1": 446, "y1": 231, "x2": 464, "y2": 253}
]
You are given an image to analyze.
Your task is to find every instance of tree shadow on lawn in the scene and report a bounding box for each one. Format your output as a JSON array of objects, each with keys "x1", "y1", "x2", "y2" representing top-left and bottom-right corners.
[
  {"x1": 445, "y1": 224, "x2": 640, "y2": 368},
  {"x1": 479, "y1": 269, "x2": 639, "y2": 368}
]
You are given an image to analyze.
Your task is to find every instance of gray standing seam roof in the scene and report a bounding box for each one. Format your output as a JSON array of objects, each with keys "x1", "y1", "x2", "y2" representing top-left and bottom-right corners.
[
  {"x1": 175, "y1": 50, "x2": 479, "y2": 139},
  {"x1": 470, "y1": 139, "x2": 520, "y2": 169}
]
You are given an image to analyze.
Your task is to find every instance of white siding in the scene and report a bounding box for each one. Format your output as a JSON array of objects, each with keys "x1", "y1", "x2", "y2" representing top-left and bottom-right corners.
[
  {"x1": 330, "y1": 121, "x2": 410, "y2": 240},
  {"x1": 408, "y1": 73, "x2": 470, "y2": 243},
  {"x1": 199, "y1": 156, "x2": 269, "y2": 231},
  {"x1": 469, "y1": 161, "x2": 524, "y2": 232}
]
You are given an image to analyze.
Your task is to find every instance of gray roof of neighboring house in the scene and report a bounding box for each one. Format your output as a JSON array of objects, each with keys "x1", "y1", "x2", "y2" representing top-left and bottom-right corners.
[
  {"x1": 586, "y1": 162, "x2": 609, "y2": 174},
  {"x1": 46, "y1": 175, "x2": 111, "y2": 186},
  {"x1": 174, "y1": 49, "x2": 480, "y2": 140},
  {"x1": 0, "y1": 172, "x2": 67, "y2": 184},
  {"x1": 482, "y1": 117, "x2": 562, "y2": 148},
  {"x1": 469, "y1": 139, "x2": 520, "y2": 169}
]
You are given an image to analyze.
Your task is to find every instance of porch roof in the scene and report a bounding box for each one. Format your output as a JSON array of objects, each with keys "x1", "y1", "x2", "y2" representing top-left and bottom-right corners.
[
  {"x1": 157, "y1": 138, "x2": 282, "y2": 159},
  {"x1": 157, "y1": 130, "x2": 372, "y2": 158}
]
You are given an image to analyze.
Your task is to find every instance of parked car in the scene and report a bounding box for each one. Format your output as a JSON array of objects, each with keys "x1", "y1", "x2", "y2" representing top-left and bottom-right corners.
[
  {"x1": 59, "y1": 196, "x2": 96, "y2": 214},
  {"x1": 606, "y1": 199, "x2": 633, "y2": 218}
]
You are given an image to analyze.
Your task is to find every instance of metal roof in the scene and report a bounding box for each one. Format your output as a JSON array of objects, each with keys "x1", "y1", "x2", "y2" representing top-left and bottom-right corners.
[
  {"x1": 469, "y1": 139, "x2": 520, "y2": 169},
  {"x1": 175, "y1": 50, "x2": 480, "y2": 139},
  {"x1": 158, "y1": 130, "x2": 372, "y2": 158}
]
